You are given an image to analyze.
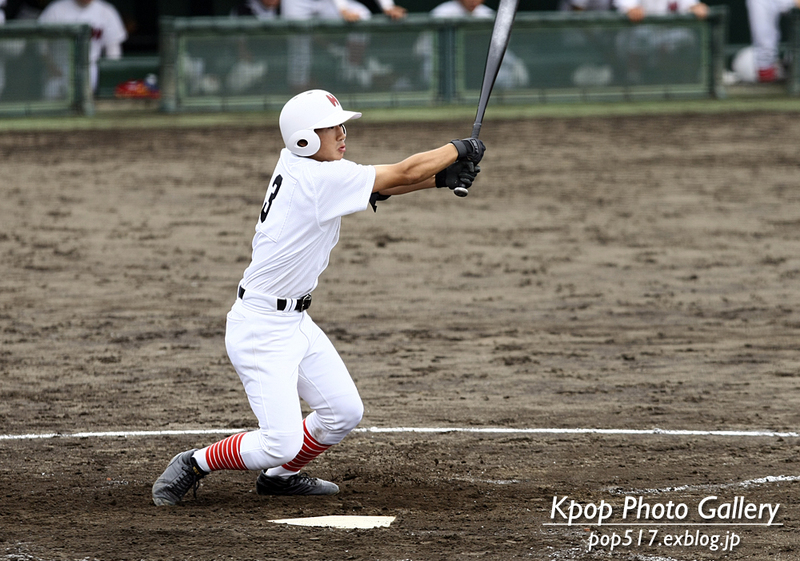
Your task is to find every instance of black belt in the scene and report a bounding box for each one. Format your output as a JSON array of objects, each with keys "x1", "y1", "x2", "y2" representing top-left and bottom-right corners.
[{"x1": 238, "y1": 286, "x2": 312, "y2": 312}]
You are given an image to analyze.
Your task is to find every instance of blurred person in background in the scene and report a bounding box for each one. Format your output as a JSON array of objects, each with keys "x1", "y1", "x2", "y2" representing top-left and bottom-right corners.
[
  {"x1": 616, "y1": 0, "x2": 708, "y2": 21},
  {"x1": 559, "y1": 0, "x2": 613, "y2": 9},
  {"x1": 559, "y1": 0, "x2": 612, "y2": 10},
  {"x1": 415, "y1": 0, "x2": 529, "y2": 89},
  {"x1": 0, "y1": 0, "x2": 5, "y2": 98},
  {"x1": 745, "y1": 0, "x2": 800, "y2": 82},
  {"x1": 0, "y1": 0, "x2": 27, "y2": 99},
  {"x1": 232, "y1": 0, "x2": 281, "y2": 18},
  {"x1": 38, "y1": 0, "x2": 127, "y2": 97},
  {"x1": 282, "y1": 0, "x2": 403, "y2": 90},
  {"x1": 613, "y1": 0, "x2": 708, "y2": 83}
]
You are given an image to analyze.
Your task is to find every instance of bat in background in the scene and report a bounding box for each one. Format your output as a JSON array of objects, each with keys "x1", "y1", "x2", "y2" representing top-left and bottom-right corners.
[{"x1": 454, "y1": 0, "x2": 520, "y2": 197}]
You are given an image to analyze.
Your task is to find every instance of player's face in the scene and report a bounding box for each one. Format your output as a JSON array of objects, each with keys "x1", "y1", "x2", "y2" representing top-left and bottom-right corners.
[{"x1": 311, "y1": 125, "x2": 347, "y2": 162}]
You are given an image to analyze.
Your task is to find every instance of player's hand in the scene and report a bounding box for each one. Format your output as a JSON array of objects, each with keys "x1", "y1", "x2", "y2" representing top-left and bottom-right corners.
[
  {"x1": 689, "y1": 2, "x2": 708, "y2": 19},
  {"x1": 450, "y1": 138, "x2": 486, "y2": 163},
  {"x1": 435, "y1": 160, "x2": 480, "y2": 190},
  {"x1": 384, "y1": 5, "x2": 407, "y2": 19},
  {"x1": 626, "y1": 6, "x2": 645, "y2": 21},
  {"x1": 340, "y1": 8, "x2": 363, "y2": 21}
]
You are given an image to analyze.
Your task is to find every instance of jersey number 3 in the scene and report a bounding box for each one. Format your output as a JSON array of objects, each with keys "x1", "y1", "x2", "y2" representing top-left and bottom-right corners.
[{"x1": 260, "y1": 175, "x2": 283, "y2": 223}]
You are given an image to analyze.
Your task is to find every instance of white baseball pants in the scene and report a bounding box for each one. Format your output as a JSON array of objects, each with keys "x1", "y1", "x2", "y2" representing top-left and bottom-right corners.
[
  {"x1": 747, "y1": 0, "x2": 797, "y2": 70},
  {"x1": 224, "y1": 296, "x2": 363, "y2": 471}
]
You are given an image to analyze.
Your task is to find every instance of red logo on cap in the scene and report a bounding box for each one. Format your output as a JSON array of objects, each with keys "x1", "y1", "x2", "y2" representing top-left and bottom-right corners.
[{"x1": 326, "y1": 94, "x2": 339, "y2": 107}]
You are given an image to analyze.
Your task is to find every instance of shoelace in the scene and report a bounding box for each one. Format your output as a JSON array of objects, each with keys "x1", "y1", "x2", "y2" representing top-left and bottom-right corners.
[{"x1": 173, "y1": 461, "x2": 204, "y2": 500}]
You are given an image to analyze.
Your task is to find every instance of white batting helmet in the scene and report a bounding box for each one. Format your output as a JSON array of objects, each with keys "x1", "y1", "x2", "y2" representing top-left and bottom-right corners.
[{"x1": 279, "y1": 90, "x2": 362, "y2": 157}]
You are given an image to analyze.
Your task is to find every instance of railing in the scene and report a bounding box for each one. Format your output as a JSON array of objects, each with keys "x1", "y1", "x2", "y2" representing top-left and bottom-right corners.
[
  {"x1": 0, "y1": 8, "x2": 740, "y2": 116},
  {"x1": 789, "y1": 9, "x2": 800, "y2": 95},
  {"x1": 0, "y1": 22, "x2": 93, "y2": 116},
  {"x1": 158, "y1": 8, "x2": 729, "y2": 113}
]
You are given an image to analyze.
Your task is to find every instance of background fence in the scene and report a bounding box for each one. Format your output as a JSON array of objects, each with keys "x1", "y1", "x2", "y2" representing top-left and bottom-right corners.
[
  {"x1": 5, "y1": 7, "x2": 800, "y2": 117},
  {"x1": 159, "y1": 9, "x2": 729, "y2": 113},
  {"x1": 0, "y1": 22, "x2": 93, "y2": 116}
]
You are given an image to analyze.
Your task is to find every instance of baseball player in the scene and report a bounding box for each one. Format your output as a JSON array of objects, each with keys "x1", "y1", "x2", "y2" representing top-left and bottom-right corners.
[
  {"x1": 38, "y1": 0, "x2": 127, "y2": 96},
  {"x1": 414, "y1": 0, "x2": 529, "y2": 89},
  {"x1": 612, "y1": 0, "x2": 708, "y2": 83},
  {"x1": 615, "y1": 0, "x2": 708, "y2": 20},
  {"x1": 746, "y1": 0, "x2": 800, "y2": 82},
  {"x1": 231, "y1": 0, "x2": 281, "y2": 18},
  {"x1": 152, "y1": 89, "x2": 484, "y2": 506}
]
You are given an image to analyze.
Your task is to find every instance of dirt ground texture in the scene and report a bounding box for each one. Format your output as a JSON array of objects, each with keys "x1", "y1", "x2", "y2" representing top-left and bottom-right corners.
[{"x1": 0, "y1": 111, "x2": 799, "y2": 560}]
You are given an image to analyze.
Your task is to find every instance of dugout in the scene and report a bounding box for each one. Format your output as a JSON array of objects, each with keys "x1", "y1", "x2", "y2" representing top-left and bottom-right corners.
[
  {"x1": 77, "y1": 0, "x2": 754, "y2": 55},
  {"x1": 3, "y1": 4, "x2": 800, "y2": 116}
]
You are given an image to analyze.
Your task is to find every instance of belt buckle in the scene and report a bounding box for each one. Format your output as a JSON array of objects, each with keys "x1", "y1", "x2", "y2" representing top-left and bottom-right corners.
[{"x1": 298, "y1": 294, "x2": 312, "y2": 311}]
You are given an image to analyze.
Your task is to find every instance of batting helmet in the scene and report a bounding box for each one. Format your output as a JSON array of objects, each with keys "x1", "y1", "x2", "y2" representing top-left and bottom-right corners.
[{"x1": 279, "y1": 90, "x2": 362, "y2": 157}]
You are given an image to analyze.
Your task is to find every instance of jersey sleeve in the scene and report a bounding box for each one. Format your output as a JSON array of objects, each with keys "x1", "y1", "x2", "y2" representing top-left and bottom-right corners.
[
  {"x1": 312, "y1": 159, "x2": 376, "y2": 224},
  {"x1": 38, "y1": 4, "x2": 58, "y2": 22},
  {"x1": 102, "y1": 4, "x2": 128, "y2": 47},
  {"x1": 613, "y1": 0, "x2": 638, "y2": 12},
  {"x1": 676, "y1": 0, "x2": 701, "y2": 12}
]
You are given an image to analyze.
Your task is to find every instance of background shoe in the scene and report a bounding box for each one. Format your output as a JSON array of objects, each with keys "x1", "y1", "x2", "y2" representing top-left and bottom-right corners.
[
  {"x1": 115, "y1": 74, "x2": 160, "y2": 100},
  {"x1": 152, "y1": 449, "x2": 207, "y2": 506},
  {"x1": 256, "y1": 471, "x2": 339, "y2": 496}
]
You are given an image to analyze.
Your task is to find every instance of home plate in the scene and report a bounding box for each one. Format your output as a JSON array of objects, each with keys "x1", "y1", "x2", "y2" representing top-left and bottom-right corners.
[{"x1": 269, "y1": 515, "x2": 396, "y2": 529}]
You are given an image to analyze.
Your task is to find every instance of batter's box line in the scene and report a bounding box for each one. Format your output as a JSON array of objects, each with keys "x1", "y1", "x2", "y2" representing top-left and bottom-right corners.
[
  {"x1": 1, "y1": 426, "x2": 798, "y2": 441},
  {"x1": 606, "y1": 474, "x2": 800, "y2": 496}
]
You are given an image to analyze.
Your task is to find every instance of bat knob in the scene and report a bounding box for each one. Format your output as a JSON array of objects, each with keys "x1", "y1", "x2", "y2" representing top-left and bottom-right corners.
[{"x1": 453, "y1": 186, "x2": 469, "y2": 197}]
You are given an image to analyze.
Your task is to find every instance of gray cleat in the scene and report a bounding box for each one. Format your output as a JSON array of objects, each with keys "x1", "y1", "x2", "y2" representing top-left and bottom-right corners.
[
  {"x1": 256, "y1": 471, "x2": 339, "y2": 496},
  {"x1": 152, "y1": 449, "x2": 207, "y2": 506}
]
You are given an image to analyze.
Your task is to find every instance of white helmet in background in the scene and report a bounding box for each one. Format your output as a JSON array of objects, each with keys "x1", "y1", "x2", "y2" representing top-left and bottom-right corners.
[{"x1": 279, "y1": 90, "x2": 362, "y2": 157}]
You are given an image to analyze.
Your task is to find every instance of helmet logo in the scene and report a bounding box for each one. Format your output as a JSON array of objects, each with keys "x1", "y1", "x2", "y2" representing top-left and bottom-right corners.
[{"x1": 326, "y1": 94, "x2": 339, "y2": 107}]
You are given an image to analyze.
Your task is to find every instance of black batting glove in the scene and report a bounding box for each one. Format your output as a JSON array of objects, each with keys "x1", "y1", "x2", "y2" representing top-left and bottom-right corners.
[
  {"x1": 450, "y1": 138, "x2": 486, "y2": 163},
  {"x1": 435, "y1": 160, "x2": 481, "y2": 190}
]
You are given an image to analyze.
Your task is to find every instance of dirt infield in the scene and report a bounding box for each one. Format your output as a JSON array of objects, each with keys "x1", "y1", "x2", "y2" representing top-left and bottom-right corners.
[{"x1": 1, "y1": 111, "x2": 799, "y2": 560}]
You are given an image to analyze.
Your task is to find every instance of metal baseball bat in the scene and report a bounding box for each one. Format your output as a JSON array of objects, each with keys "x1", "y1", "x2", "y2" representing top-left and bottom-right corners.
[{"x1": 454, "y1": 0, "x2": 520, "y2": 197}]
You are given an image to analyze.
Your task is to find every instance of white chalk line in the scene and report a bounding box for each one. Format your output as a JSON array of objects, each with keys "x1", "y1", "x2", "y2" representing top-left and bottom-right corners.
[
  {"x1": 608, "y1": 474, "x2": 800, "y2": 496},
  {"x1": 0, "y1": 426, "x2": 798, "y2": 441}
]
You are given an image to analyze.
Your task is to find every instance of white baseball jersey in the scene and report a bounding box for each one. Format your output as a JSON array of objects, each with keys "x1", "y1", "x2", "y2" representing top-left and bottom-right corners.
[
  {"x1": 231, "y1": 0, "x2": 279, "y2": 19},
  {"x1": 240, "y1": 148, "x2": 376, "y2": 299},
  {"x1": 282, "y1": 0, "x2": 371, "y2": 20},
  {"x1": 430, "y1": 1, "x2": 495, "y2": 18},
  {"x1": 559, "y1": 0, "x2": 614, "y2": 10},
  {"x1": 39, "y1": 0, "x2": 127, "y2": 63},
  {"x1": 614, "y1": 0, "x2": 701, "y2": 14}
]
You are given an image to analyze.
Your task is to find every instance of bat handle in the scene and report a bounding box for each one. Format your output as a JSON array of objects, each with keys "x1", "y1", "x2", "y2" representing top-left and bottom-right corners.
[{"x1": 471, "y1": 122, "x2": 482, "y2": 139}]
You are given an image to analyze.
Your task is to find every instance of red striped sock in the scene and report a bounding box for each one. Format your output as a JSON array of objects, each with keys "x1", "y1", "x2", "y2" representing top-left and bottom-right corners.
[
  {"x1": 205, "y1": 432, "x2": 248, "y2": 471},
  {"x1": 281, "y1": 420, "x2": 330, "y2": 473}
]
